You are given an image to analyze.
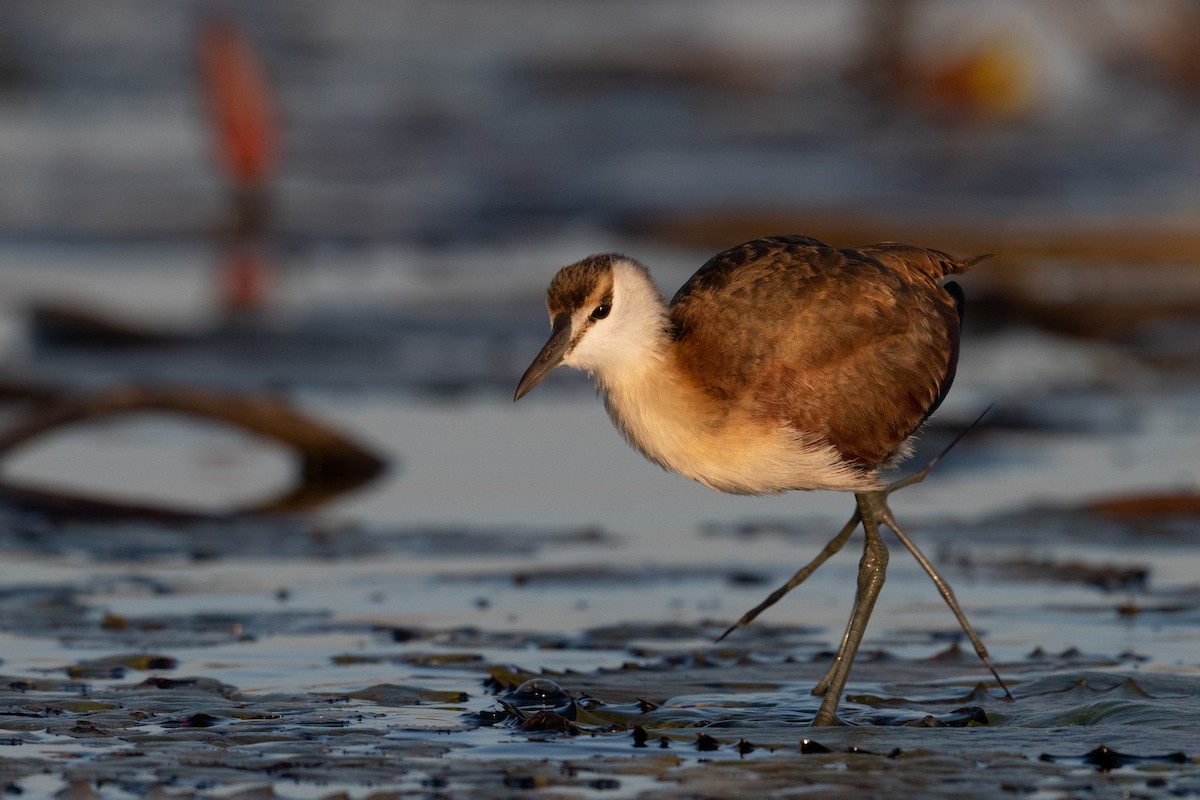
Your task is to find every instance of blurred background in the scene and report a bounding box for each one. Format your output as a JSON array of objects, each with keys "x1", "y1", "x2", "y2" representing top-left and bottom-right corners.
[
  {"x1": 0, "y1": 0, "x2": 1193, "y2": 551},
  {"x1": 0, "y1": 0, "x2": 1194, "y2": 542},
  {"x1": 1, "y1": 0, "x2": 1198, "y2": 337},
  {"x1": 0, "y1": 2, "x2": 1199, "y2": 792}
]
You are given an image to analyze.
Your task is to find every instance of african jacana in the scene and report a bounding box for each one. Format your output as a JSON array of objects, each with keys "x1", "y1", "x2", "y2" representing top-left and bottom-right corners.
[{"x1": 515, "y1": 235, "x2": 1007, "y2": 726}]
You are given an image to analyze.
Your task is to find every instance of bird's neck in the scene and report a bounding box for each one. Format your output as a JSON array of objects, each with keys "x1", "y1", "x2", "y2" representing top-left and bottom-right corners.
[
  {"x1": 581, "y1": 261, "x2": 755, "y2": 491},
  {"x1": 576, "y1": 262, "x2": 728, "y2": 482},
  {"x1": 593, "y1": 334, "x2": 718, "y2": 482}
]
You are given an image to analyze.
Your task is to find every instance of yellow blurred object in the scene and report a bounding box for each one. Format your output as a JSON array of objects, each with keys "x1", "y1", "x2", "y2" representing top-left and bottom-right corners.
[{"x1": 921, "y1": 36, "x2": 1036, "y2": 123}]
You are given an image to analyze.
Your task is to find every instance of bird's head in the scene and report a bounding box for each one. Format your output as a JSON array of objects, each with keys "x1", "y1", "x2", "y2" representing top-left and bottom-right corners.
[{"x1": 514, "y1": 253, "x2": 667, "y2": 401}]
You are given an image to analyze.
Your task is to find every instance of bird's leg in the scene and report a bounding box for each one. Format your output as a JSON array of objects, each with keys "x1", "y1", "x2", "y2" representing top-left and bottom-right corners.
[
  {"x1": 805, "y1": 499, "x2": 905, "y2": 698},
  {"x1": 714, "y1": 510, "x2": 860, "y2": 643},
  {"x1": 810, "y1": 588, "x2": 859, "y2": 698},
  {"x1": 875, "y1": 498, "x2": 1013, "y2": 699},
  {"x1": 811, "y1": 491, "x2": 889, "y2": 727}
]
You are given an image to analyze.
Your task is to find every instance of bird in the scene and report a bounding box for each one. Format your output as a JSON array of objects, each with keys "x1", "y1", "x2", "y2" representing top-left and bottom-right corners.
[{"x1": 514, "y1": 234, "x2": 1009, "y2": 726}]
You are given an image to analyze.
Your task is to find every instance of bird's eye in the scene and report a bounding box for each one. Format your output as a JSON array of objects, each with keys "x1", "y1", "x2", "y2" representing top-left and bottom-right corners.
[{"x1": 590, "y1": 303, "x2": 611, "y2": 320}]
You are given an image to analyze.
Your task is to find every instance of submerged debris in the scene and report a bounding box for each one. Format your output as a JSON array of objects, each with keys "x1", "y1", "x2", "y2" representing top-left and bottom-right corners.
[
  {"x1": 519, "y1": 709, "x2": 580, "y2": 735},
  {"x1": 0, "y1": 386, "x2": 385, "y2": 520},
  {"x1": 996, "y1": 555, "x2": 1149, "y2": 592},
  {"x1": 1040, "y1": 744, "x2": 1190, "y2": 772}
]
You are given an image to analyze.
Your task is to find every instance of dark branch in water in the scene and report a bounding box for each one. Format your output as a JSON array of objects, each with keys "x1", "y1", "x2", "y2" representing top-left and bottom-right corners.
[{"x1": 0, "y1": 386, "x2": 386, "y2": 520}]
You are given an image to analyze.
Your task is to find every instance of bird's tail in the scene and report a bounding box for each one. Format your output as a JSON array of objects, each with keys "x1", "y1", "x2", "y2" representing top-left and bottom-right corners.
[{"x1": 857, "y1": 243, "x2": 993, "y2": 282}]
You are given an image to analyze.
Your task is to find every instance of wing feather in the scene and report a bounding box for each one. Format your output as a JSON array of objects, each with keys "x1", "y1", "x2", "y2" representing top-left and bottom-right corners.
[{"x1": 669, "y1": 236, "x2": 964, "y2": 467}]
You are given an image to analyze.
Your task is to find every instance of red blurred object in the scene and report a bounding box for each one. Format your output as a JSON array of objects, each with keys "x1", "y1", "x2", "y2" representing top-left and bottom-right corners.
[
  {"x1": 198, "y1": 18, "x2": 279, "y2": 319},
  {"x1": 219, "y1": 241, "x2": 274, "y2": 316},
  {"x1": 198, "y1": 18, "x2": 279, "y2": 189}
]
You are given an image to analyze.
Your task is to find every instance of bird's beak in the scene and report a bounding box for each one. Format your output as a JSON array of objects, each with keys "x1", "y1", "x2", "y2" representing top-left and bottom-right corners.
[{"x1": 514, "y1": 314, "x2": 572, "y2": 401}]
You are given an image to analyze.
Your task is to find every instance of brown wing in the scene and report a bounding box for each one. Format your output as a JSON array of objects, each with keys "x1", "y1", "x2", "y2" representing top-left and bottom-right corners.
[{"x1": 670, "y1": 236, "x2": 964, "y2": 468}]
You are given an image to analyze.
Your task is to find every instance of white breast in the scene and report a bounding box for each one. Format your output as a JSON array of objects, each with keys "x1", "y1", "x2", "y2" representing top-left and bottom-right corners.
[{"x1": 600, "y1": 360, "x2": 879, "y2": 495}]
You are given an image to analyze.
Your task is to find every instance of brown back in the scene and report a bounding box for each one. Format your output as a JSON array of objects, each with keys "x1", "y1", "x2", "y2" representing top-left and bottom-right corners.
[{"x1": 670, "y1": 236, "x2": 970, "y2": 467}]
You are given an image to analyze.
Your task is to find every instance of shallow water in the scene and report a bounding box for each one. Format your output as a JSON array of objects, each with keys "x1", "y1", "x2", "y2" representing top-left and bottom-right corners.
[
  {"x1": 2, "y1": 1, "x2": 1200, "y2": 797},
  {"x1": 1, "y1": 236, "x2": 1199, "y2": 800},
  {"x1": 0, "y1": 307, "x2": 1199, "y2": 797}
]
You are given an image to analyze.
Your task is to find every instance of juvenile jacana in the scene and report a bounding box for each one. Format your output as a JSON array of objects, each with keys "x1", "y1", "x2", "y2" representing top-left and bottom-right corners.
[{"x1": 514, "y1": 235, "x2": 1008, "y2": 726}]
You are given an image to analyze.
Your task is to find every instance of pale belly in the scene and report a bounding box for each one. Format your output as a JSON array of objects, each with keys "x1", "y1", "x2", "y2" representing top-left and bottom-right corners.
[{"x1": 603, "y1": 389, "x2": 878, "y2": 495}]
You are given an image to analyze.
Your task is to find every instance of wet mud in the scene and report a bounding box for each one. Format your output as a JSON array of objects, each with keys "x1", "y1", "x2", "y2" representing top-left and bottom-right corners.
[
  {"x1": 2, "y1": 483, "x2": 1200, "y2": 798},
  {"x1": 2, "y1": 613, "x2": 1200, "y2": 798}
]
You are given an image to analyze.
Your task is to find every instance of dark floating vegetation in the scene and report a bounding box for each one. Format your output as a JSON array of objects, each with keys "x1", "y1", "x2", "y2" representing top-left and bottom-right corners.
[{"x1": 1040, "y1": 744, "x2": 1190, "y2": 773}]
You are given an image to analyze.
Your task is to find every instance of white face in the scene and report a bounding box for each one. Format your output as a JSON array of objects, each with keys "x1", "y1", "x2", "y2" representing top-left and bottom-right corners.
[
  {"x1": 562, "y1": 259, "x2": 665, "y2": 376},
  {"x1": 560, "y1": 304, "x2": 610, "y2": 371},
  {"x1": 515, "y1": 256, "x2": 669, "y2": 402}
]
